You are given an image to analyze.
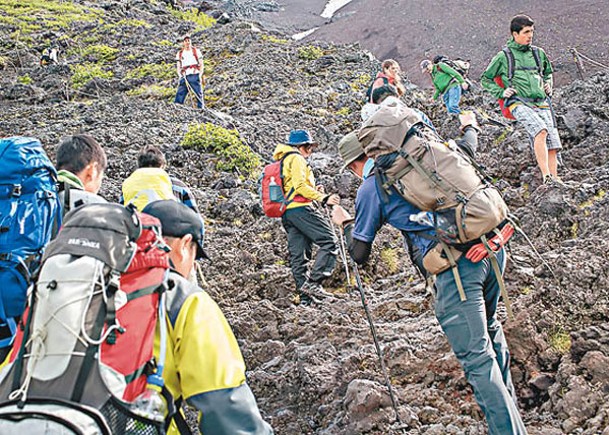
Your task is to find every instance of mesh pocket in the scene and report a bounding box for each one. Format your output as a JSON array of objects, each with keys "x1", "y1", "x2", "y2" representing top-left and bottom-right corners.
[{"x1": 100, "y1": 398, "x2": 164, "y2": 435}]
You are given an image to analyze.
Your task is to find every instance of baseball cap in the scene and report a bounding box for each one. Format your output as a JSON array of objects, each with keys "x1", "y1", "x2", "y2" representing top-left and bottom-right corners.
[
  {"x1": 420, "y1": 59, "x2": 431, "y2": 71},
  {"x1": 142, "y1": 200, "x2": 209, "y2": 260},
  {"x1": 337, "y1": 131, "x2": 365, "y2": 170}
]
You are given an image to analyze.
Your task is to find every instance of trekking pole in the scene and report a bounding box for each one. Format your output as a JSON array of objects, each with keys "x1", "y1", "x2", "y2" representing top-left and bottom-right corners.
[
  {"x1": 325, "y1": 207, "x2": 351, "y2": 287},
  {"x1": 183, "y1": 75, "x2": 205, "y2": 109},
  {"x1": 352, "y1": 263, "x2": 406, "y2": 429}
]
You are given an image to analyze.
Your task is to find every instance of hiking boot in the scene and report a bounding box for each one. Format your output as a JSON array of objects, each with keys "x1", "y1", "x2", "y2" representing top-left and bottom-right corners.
[
  {"x1": 300, "y1": 281, "x2": 335, "y2": 302},
  {"x1": 297, "y1": 293, "x2": 314, "y2": 306},
  {"x1": 543, "y1": 174, "x2": 554, "y2": 185}
]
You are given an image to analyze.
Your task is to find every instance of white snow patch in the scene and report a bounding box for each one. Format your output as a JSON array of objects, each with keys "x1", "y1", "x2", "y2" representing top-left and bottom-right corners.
[
  {"x1": 320, "y1": 0, "x2": 354, "y2": 19},
  {"x1": 292, "y1": 27, "x2": 319, "y2": 41}
]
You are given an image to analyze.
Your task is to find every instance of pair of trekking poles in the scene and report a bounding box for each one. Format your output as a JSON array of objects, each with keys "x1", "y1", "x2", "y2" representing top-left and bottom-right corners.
[{"x1": 325, "y1": 207, "x2": 408, "y2": 431}]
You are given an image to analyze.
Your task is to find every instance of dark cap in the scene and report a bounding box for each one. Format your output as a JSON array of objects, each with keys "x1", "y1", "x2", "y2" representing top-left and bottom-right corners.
[
  {"x1": 287, "y1": 129, "x2": 317, "y2": 147},
  {"x1": 143, "y1": 200, "x2": 209, "y2": 260}
]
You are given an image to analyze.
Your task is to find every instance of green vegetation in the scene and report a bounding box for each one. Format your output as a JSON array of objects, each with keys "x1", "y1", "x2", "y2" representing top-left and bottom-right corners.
[
  {"x1": 380, "y1": 247, "x2": 400, "y2": 274},
  {"x1": 261, "y1": 34, "x2": 289, "y2": 44},
  {"x1": 570, "y1": 221, "x2": 578, "y2": 239},
  {"x1": 16, "y1": 74, "x2": 31, "y2": 85},
  {"x1": 0, "y1": 55, "x2": 7, "y2": 69},
  {"x1": 493, "y1": 128, "x2": 511, "y2": 146},
  {"x1": 169, "y1": 9, "x2": 215, "y2": 32},
  {"x1": 125, "y1": 63, "x2": 175, "y2": 80},
  {"x1": 579, "y1": 189, "x2": 606, "y2": 209},
  {"x1": 350, "y1": 73, "x2": 371, "y2": 92},
  {"x1": 181, "y1": 123, "x2": 260, "y2": 176},
  {"x1": 0, "y1": 0, "x2": 102, "y2": 34},
  {"x1": 298, "y1": 45, "x2": 324, "y2": 61},
  {"x1": 548, "y1": 327, "x2": 571, "y2": 354},
  {"x1": 153, "y1": 39, "x2": 174, "y2": 47},
  {"x1": 70, "y1": 63, "x2": 113, "y2": 89},
  {"x1": 80, "y1": 44, "x2": 119, "y2": 64},
  {"x1": 336, "y1": 107, "x2": 351, "y2": 116},
  {"x1": 126, "y1": 84, "x2": 174, "y2": 100}
]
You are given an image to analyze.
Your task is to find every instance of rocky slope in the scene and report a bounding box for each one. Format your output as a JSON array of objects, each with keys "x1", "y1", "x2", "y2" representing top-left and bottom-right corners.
[{"x1": 1, "y1": 1, "x2": 609, "y2": 434}]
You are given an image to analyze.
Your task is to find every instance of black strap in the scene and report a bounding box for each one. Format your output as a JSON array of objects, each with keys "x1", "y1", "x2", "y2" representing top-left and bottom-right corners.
[
  {"x1": 62, "y1": 181, "x2": 71, "y2": 218},
  {"x1": 503, "y1": 45, "x2": 543, "y2": 86},
  {"x1": 11, "y1": 286, "x2": 37, "y2": 393},
  {"x1": 279, "y1": 151, "x2": 303, "y2": 203},
  {"x1": 165, "y1": 396, "x2": 193, "y2": 434},
  {"x1": 503, "y1": 47, "x2": 515, "y2": 84}
]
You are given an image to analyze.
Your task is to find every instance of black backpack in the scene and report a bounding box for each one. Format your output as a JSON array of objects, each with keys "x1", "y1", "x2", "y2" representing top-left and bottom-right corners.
[
  {"x1": 433, "y1": 55, "x2": 470, "y2": 78},
  {"x1": 365, "y1": 76, "x2": 389, "y2": 103}
]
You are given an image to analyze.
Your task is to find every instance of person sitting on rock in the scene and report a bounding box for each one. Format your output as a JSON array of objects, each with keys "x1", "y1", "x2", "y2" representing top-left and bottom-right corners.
[
  {"x1": 121, "y1": 145, "x2": 199, "y2": 213},
  {"x1": 142, "y1": 200, "x2": 274, "y2": 434},
  {"x1": 273, "y1": 129, "x2": 340, "y2": 305},
  {"x1": 40, "y1": 46, "x2": 59, "y2": 66},
  {"x1": 56, "y1": 134, "x2": 107, "y2": 217},
  {"x1": 331, "y1": 118, "x2": 526, "y2": 435},
  {"x1": 174, "y1": 34, "x2": 205, "y2": 109},
  {"x1": 367, "y1": 59, "x2": 406, "y2": 102},
  {"x1": 420, "y1": 57, "x2": 468, "y2": 114}
]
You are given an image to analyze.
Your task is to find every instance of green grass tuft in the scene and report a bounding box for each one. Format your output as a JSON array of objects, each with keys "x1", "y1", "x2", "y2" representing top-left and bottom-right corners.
[{"x1": 181, "y1": 123, "x2": 260, "y2": 176}]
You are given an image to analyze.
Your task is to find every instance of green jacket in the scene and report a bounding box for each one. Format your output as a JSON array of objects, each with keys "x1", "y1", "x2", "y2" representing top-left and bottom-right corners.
[
  {"x1": 431, "y1": 62, "x2": 465, "y2": 100},
  {"x1": 480, "y1": 38, "x2": 553, "y2": 105}
]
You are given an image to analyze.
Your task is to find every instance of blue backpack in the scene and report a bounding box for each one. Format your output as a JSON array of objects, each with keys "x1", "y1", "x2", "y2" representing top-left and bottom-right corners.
[{"x1": 0, "y1": 137, "x2": 61, "y2": 350}]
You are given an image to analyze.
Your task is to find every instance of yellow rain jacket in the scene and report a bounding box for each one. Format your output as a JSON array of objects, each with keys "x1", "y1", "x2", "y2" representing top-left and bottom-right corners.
[
  {"x1": 272, "y1": 144, "x2": 325, "y2": 210},
  {"x1": 122, "y1": 168, "x2": 175, "y2": 211},
  {"x1": 159, "y1": 271, "x2": 273, "y2": 434}
]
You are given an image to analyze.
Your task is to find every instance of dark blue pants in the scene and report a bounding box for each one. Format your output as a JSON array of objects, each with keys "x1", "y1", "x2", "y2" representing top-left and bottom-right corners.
[
  {"x1": 281, "y1": 206, "x2": 338, "y2": 289},
  {"x1": 174, "y1": 74, "x2": 203, "y2": 108},
  {"x1": 434, "y1": 249, "x2": 526, "y2": 434}
]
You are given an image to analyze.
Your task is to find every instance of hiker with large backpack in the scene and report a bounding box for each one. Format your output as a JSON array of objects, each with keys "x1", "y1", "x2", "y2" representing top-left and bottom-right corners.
[
  {"x1": 0, "y1": 201, "x2": 273, "y2": 434},
  {"x1": 174, "y1": 34, "x2": 204, "y2": 109},
  {"x1": 330, "y1": 100, "x2": 526, "y2": 434},
  {"x1": 0, "y1": 137, "x2": 61, "y2": 363},
  {"x1": 420, "y1": 56, "x2": 469, "y2": 114},
  {"x1": 121, "y1": 145, "x2": 198, "y2": 213},
  {"x1": 56, "y1": 134, "x2": 108, "y2": 217},
  {"x1": 481, "y1": 14, "x2": 563, "y2": 186},
  {"x1": 269, "y1": 129, "x2": 340, "y2": 305}
]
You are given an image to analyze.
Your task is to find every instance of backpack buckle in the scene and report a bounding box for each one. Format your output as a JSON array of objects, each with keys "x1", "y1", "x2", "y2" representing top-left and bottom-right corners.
[{"x1": 12, "y1": 184, "x2": 22, "y2": 197}]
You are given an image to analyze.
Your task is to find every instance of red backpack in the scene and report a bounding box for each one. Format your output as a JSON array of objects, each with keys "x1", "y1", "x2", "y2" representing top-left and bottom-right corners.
[
  {"x1": 259, "y1": 152, "x2": 308, "y2": 218},
  {"x1": 494, "y1": 46, "x2": 542, "y2": 119},
  {"x1": 0, "y1": 204, "x2": 176, "y2": 434}
]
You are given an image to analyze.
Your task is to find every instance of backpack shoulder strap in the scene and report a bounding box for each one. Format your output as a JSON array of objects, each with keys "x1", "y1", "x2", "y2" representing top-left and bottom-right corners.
[
  {"x1": 502, "y1": 47, "x2": 515, "y2": 84},
  {"x1": 531, "y1": 45, "x2": 542, "y2": 74},
  {"x1": 278, "y1": 151, "x2": 303, "y2": 201},
  {"x1": 192, "y1": 46, "x2": 199, "y2": 64}
]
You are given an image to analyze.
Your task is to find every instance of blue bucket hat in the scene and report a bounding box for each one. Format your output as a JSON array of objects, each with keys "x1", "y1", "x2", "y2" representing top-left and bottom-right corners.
[{"x1": 287, "y1": 129, "x2": 317, "y2": 147}]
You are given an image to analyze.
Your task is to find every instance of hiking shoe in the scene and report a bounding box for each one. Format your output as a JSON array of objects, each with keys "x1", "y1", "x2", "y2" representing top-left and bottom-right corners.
[
  {"x1": 300, "y1": 281, "x2": 335, "y2": 302},
  {"x1": 543, "y1": 174, "x2": 568, "y2": 188},
  {"x1": 297, "y1": 293, "x2": 314, "y2": 306}
]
